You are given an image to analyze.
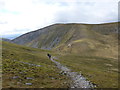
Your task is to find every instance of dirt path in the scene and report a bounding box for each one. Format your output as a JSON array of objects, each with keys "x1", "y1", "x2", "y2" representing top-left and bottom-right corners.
[{"x1": 50, "y1": 57, "x2": 96, "y2": 88}]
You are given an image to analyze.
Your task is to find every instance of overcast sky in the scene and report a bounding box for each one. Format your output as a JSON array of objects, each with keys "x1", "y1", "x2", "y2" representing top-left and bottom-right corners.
[{"x1": 0, "y1": 0, "x2": 119, "y2": 39}]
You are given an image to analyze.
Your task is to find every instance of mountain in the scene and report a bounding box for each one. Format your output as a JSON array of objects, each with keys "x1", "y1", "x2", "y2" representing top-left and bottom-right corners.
[
  {"x1": 3, "y1": 22, "x2": 119, "y2": 88},
  {"x1": 12, "y1": 22, "x2": 118, "y2": 58}
]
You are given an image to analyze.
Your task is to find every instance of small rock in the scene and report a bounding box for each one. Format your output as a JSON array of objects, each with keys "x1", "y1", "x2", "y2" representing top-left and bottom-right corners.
[
  {"x1": 17, "y1": 82, "x2": 21, "y2": 84},
  {"x1": 25, "y1": 83, "x2": 32, "y2": 85},
  {"x1": 19, "y1": 72, "x2": 23, "y2": 74},
  {"x1": 36, "y1": 65, "x2": 41, "y2": 67},
  {"x1": 51, "y1": 77, "x2": 55, "y2": 79},
  {"x1": 12, "y1": 76, "x2": 19, "y2": 79},
  {"x1": 26, "y1": 77, "x2": 33, "y2": 80}
]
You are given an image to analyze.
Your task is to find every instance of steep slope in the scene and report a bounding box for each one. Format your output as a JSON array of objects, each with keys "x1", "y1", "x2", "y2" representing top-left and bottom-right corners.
[
  {"x1": 2, "y1": 41, "x2": 70, "y2": 88},
  {"x1": 12, "y1": 22, "x2": 118, "y2": 58}
]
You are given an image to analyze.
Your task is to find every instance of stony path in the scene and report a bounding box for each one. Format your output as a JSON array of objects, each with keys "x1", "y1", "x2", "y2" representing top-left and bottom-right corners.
[{"x1": 50, "y1": 57, "x2": 96, "y2": 88}]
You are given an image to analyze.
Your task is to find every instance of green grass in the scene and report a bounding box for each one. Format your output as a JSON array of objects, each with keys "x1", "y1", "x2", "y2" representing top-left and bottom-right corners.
[
  {"x1": 55, "y1": 54, "x2": 118, "y2": 88},
  {"x1": 2, "y1": 41, "x2": 70, "y2": 88},
  {"x1": 2, "y1": 39, "x2": 118, "y2": 88}
]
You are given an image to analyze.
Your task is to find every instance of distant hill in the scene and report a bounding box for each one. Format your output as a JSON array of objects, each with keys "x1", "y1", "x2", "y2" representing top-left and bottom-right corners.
[
  {"x1": 1, "y1": 38, "x2": 11, "y2": 42},
  {"x1": 12, "y1": 22, "x2": 118, "y2": 58}
]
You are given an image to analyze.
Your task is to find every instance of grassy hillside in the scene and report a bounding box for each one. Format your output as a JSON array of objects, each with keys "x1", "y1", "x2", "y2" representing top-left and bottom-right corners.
[
  {"x1": 12, "y1": 23, "x2": 118, "y2": 58},
  {"x1": 55, "y1": 34, "x2": 118, "y2": 59},
  {"x1": 2, "y1": 41, "x2": 70, "y2": 88},
  {"x1": 2, "y1": 38, "x2": 118, "y2": 88},
  {"x1": 54, "y1": 54, "x2": 118, "y2": 88},
  {"x1": 2, "y1": 41, "x2": 119, "y2": 88},
  {"x1": 4, "y1": 22, "x2": 119, "y2": 88}
]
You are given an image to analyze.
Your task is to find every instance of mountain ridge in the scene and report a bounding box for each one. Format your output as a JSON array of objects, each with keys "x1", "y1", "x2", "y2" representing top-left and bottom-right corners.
[
  {"x1": 12, "y1": 22, "x2": 118, "y2": 58},
  {"x1": 12, "y1": 22, "x2": 118, "y2": 41}
]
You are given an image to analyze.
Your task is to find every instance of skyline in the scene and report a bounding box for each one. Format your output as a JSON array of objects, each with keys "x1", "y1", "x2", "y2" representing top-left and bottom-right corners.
[{"x1": 0, "y1": 0, "x2": 119, "y2": 39}]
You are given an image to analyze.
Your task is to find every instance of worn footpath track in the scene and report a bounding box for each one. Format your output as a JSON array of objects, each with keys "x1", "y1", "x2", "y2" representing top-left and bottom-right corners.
[{"x1": 50, "y1": 57, "x2": 96, "y2": 88}]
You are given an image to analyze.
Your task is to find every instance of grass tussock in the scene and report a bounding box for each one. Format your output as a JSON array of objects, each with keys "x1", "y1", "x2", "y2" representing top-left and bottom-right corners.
[{"x1": 2, "y1": 41, "x2": 70, "y2": 88}]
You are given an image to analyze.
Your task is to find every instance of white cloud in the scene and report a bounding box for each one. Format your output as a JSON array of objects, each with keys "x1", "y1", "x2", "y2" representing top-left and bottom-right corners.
[{"x1": 0, "y1": 0, "x2": 119, "y2": 38}]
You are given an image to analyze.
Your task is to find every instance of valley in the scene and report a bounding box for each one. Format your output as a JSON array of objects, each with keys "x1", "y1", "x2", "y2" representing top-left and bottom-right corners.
[{"x1": 2, "y1": 22, "x2": 119, "y2": 88}]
